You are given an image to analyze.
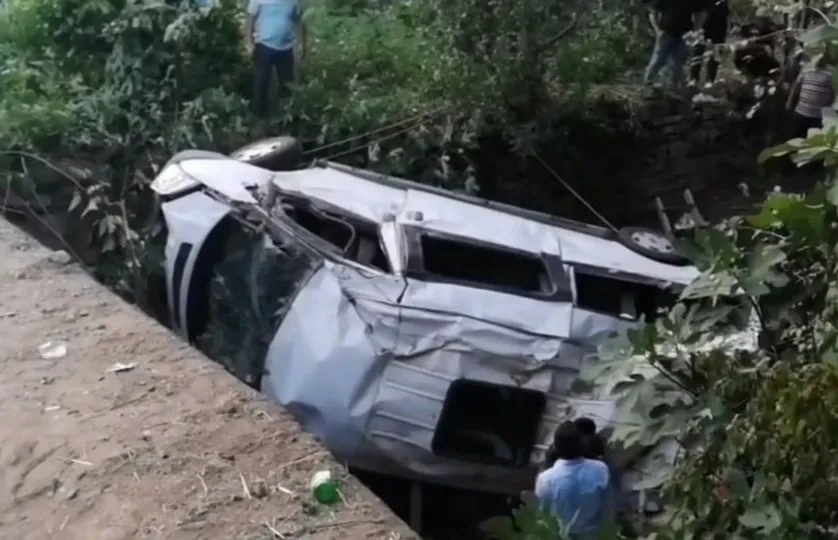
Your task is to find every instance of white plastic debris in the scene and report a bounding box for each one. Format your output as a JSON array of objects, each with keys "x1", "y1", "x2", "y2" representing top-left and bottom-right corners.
[
  {"x1": 106, "y1": 362, "x2": 137, "y2": 373},
  {"x1": 46, "y1": 250, "x2": 72, "y2": 265},
  {"x1": 37, "y1": 341, "x2": 67, "y2": 359}
]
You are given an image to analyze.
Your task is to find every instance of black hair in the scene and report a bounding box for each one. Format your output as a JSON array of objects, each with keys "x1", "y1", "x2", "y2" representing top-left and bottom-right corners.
[
  {"x1": 573, "y1": 417, "x2": 597, "y2": 436},
  {"x1": 540, "y1": 445, "x2": 559, "y2": 471},
  {"x1": 553, "y1": 421, "x2": 583, "y2": 460},
  {"x1": 582, "y1": 434, "x2": 606, "y2": 459}
]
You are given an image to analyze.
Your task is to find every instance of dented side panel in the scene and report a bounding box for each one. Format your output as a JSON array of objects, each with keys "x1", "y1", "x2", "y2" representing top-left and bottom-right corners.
[{"x1": 257, "y1": 259, "x2": 648, "y2": 494}]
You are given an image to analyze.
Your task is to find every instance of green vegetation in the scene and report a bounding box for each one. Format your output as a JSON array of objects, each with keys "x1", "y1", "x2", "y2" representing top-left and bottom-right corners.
[
  {"x1": 484, "y1": 2, "x2": 838, "y2": 538},
  {"x1": 0, "y1": 0, "x2": 653, "y2": 295},
  {"x1": 5, "y1": 0, "x2": 838, "y2": 538}
]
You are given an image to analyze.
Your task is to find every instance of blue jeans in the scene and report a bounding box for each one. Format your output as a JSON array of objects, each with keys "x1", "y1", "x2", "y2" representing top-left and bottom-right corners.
[{"x1": 644, "y1": 32, "x2": 689, "y2": 87}]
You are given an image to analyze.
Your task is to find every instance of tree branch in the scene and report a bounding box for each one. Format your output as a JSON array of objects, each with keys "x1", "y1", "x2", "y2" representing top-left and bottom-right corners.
[{"x1": 536, "y1": 13, "x2": 578, "y2": 54}]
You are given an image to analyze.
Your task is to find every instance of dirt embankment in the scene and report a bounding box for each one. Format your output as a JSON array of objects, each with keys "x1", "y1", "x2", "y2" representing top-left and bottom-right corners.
[{"x1": 0, "y1": 217, "x2": 417, "y2": 540}]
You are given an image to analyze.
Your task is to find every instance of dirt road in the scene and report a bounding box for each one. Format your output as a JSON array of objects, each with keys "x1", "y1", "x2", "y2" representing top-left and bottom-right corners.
[{"x1": 0, "y1": 218, "x2": 417, "y2": 540}]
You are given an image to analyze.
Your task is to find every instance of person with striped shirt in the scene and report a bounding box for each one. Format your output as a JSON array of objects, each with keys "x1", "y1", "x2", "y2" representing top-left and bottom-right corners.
[{"x1": 786, "y1": 54, "x2": 836, "y2": 138}]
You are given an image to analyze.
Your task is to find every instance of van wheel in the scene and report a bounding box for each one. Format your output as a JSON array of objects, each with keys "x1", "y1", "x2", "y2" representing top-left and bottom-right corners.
[
  {"x1": 617, "y1": 226, "x2": 690, "y2": 266},
  {"x1": 231, "y1": 136, "x2": 302, "y2": 171}
]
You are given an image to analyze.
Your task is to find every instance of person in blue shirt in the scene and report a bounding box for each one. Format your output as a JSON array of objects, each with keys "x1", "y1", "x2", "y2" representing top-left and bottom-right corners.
[
  {"x1": 535, "y1": 421, "x2": 612, "y2": 539},
  {"x1": 246, "y1": 0, "x2": 308, "y2": 116}
]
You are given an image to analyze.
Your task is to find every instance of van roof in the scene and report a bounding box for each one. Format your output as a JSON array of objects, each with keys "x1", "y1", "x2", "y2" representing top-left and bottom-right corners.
[{"x1": 269, "y1": 161, "x2": 699, "y2": 286}]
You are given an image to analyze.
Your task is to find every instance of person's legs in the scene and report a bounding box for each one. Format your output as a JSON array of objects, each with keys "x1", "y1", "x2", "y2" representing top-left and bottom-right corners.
[
  {"x1": 668, "y1": 36, "x2": 689, "y2": 88},
  {"x1": 794, "y1": 114, "x2": 821, "y2": 138},
  {"x1": 689, "y1": 42, "x2": 706, "y2": 83},
  {"x1": 706, "y1": 39, "x2": 724, "y2": 83},
  {"x1": 706, "y1": 56, "x2": 719, "y2": 83},
  {"x1": 251, "y1": 43, "x2": 274, "y2": 117},
  {"x1": 273, "y1": 48, "x2": 295, "y2": 98},
  {"x1": 644, "y1": 32, "x2": 674, "y2": 84}
]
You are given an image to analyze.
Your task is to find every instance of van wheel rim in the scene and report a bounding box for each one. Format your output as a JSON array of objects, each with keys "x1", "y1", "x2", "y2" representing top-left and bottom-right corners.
[{"x1": 631, "y1": 231, "x2": 674, "y2": 253}]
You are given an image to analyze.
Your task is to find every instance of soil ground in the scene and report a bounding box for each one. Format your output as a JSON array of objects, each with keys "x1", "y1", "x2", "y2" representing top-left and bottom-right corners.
[{"x1": 0, "y1": 217, "x2": 418, "y2": 540}]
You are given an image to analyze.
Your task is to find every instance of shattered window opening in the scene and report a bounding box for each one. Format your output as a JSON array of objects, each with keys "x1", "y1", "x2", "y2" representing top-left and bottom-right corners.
[
  {"x1": 432, "y1": 380, "x2": 545, "y2": 468},
  {"x1": 282, "y1": 200, "x2": 390, "y2": 272},
  {"x1": 573, "y1": 269, "x2": 670, "y2": 321},
  {"x1": 417, "y1": 234, "x2": 553, "y2": 295},
  {"x1": 194, "y1": 224, "x2": 321, "y2": 388}
]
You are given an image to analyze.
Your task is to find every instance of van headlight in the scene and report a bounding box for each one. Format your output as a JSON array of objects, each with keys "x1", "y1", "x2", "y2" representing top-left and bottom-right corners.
[{"x1": 150, "y1": 164, "x2": 201, "y2": 196}]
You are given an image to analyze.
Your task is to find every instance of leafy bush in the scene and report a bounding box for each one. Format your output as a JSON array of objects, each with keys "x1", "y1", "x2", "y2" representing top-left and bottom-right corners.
[
  {"x1": 481, "y1": 492, "x2": 625, "y2": 540},
  {"x1": 473, "y1": 5, "x2": 838, "y2": 531},
  {"x1": 0, "y1": 0, "x2": 652, "y2": 293},
  {"x1": 572, "y1": 110, "x2": 838, "y2": 540}
]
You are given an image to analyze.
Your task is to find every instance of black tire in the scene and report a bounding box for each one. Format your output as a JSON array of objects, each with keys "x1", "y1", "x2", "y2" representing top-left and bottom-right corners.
[
  {"x1": 230, "y1": 136, "x2": 302, "y2": 171},
  {"x1": 617, "y1": 226, "x2": 690, "y2": 266}
]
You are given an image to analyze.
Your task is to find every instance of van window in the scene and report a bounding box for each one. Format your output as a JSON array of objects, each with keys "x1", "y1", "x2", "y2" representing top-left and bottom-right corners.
[
  {"x1": 192, "y1": 223, "x2": 320, "y2": 388},
  {"x1": 574, "y1": 270, "x2": 670, "y2": 321},
  {"x1": 419, "y1": 234, "x2": 552, "y2": 294},
  {"x1": 283, "y1": 201, "x2": 390, "y2": 272}
]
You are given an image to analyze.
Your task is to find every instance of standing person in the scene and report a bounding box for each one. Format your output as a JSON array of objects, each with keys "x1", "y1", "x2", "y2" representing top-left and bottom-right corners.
[
  {"x1": 644, "y1": 0, "x2": 709, "y2": 88},
  {"x1": 786, "y1": 53, "x2": 836, "y2": 138},
  {"x1": 247, "y1": 0, "x2": 308, "y2": 117},
  {"x1": 535, "y1": 422, "x2": 612, "y2": 539},
  {"x1": 690, "y1": 0, "x2": 729, "y2": 84}
]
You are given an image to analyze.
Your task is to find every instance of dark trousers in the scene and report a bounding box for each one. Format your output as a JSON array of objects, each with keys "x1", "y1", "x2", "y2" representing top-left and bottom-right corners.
[
  {"x1": 251, "y1": 43, "x2": 295, "y2": 117},
  {"x1": 644, "y1": 32, "x2": 689, "y2": 87},
  {"x1": 690, "y1": 41, "x2": 722, "y2": 83},
  {"x1": 794, "y1": 113, "x2": 821, "y2": 138}
]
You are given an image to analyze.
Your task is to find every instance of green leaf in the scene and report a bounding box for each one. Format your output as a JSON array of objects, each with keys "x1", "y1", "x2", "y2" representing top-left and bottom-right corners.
[
  {"x1": 738, "y1": 504, "x2": 782, "y2": 533},
  {"x1": 748, "y1": 245, "x2": 786, "y2": 276},
  {"x1": 800, "y1": 24, "x2": 838, "y2": 49},
  {"x1": 827, "y1": 178, "x2": 838, "y2": 207},
  {"x1": 757, "y1": 139, "x2": 804, "y2": 164},
  {"x1": 725, "y1": 467, "x2": 751, "y2": 499},
  {"x1": 480, "y1": 516, "x2": 517, "y2": 540},
  {"x1": 742, "y1": 244, "x2": 789, "y2": 293},
  {"x1": 676, "y1": 228, "x2": 737, "y2": 271},
  {"x1": 748, "y1": 193, "x2": 797, "y2": 229},
  {"x1": 68, "y1": 189, "x2": 83, "y2": 212},
  {"x1": 680, "y1": 270, "x2": 737, "y2": 300}
]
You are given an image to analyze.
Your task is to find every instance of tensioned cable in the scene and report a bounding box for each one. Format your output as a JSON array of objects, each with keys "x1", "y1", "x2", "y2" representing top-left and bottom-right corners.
[
  {"x1": 302, "y1": 104, "x2": 452, "y2": 156},
  {"x1": 317, "y1": 114, "x2": 443, "y2": 162},
  {"x1": 532, "y1": 150, "x2": 618, "y2": 233},
  {"x1": 315, "y1": 124, "x2": 620, "y2": 235}
]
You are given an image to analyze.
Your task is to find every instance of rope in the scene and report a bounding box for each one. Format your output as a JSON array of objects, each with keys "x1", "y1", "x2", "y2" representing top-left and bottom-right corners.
[
  {"x1": 302, "y1": 104, "x2": 452, "y2": 157},
  {"x1": 317, "y1": 116, "x2": 438, "y2": 162},
  {"x1": 314, "y1": 127, "x2": 620, "y2": 237},
  {"x1": 532, "y1": 151, "x2": 618, "y2": 233}
]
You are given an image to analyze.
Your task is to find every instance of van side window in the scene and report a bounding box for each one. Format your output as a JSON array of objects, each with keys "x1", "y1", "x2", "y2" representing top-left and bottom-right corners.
[
  {"x1": 416, "y1": 233, "x2": 553, "y2": 295},
  {"x1": 574, "y1": 270, "x2": 670, "y2": 321}
]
